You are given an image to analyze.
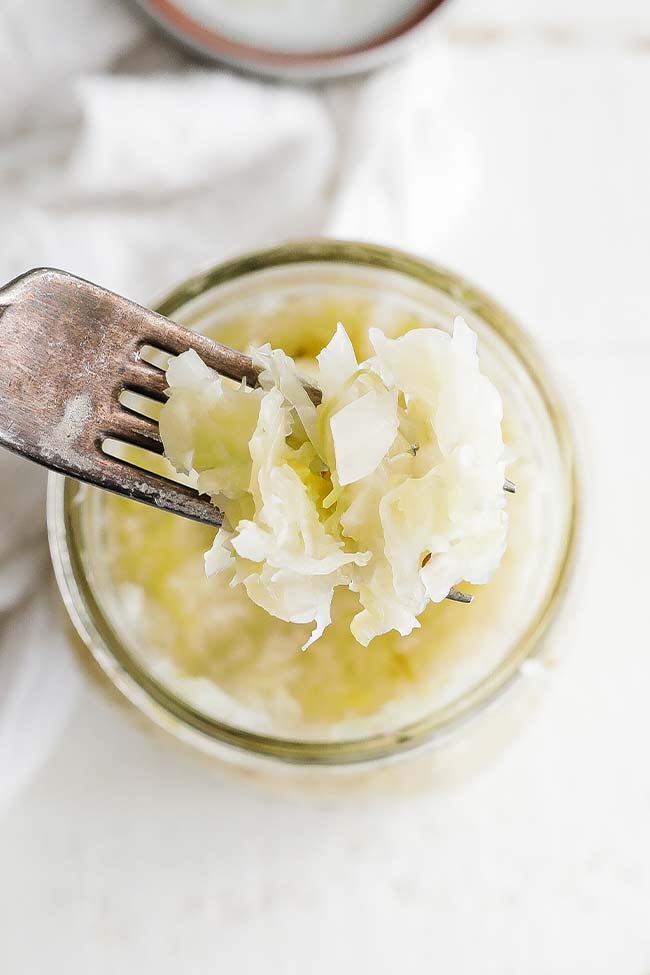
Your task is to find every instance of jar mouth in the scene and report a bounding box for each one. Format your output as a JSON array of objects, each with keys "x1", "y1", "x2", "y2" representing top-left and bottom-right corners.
[{"x1": 47, "y1": 240, "x2": 579, "y2": 767}]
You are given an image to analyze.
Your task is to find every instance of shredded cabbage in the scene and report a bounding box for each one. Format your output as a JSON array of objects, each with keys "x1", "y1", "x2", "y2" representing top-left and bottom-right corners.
[
  {"x1": 330, "y1": 389, "x2": 399, "y2": 486},
  {"x1": 160, "y1": 318, "x2": 508, "y2": 648}
]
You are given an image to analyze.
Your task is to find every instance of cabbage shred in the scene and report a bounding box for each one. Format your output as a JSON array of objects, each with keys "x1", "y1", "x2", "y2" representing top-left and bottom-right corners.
[{"x1": 159, "y1": 319, "x2": 508, "y2": 649}]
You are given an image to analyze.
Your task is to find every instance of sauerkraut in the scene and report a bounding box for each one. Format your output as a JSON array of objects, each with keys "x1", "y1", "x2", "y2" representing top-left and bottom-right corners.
[{"x1": 159, "y1": 318, "x2": 508, "y2": 649}]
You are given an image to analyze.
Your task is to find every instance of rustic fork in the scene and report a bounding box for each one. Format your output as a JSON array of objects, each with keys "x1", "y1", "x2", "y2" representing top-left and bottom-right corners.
[{"x1": 0, "y1": 268, "x2": 514, "y2": 604}]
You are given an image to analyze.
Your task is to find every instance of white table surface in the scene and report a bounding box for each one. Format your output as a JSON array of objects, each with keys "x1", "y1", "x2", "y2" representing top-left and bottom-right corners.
[{"x1": 2, "y1": 1, "x2": 650, "y2": 973}]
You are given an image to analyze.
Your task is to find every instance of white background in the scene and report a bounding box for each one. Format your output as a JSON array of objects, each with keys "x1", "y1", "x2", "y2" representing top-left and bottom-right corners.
[{"x1": 1, "y1": 0, "x2": 650, "y2": 972}]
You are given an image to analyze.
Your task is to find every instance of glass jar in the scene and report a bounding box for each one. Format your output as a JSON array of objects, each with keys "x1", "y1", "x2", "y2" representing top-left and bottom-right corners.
[{"x1": 47, "y1": 241, "x2": 577, "y2": 769}]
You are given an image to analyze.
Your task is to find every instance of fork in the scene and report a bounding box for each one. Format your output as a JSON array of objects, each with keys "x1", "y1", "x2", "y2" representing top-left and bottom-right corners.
[{"x1": 0, "y1": 268, "x2": 515, "y2": 604}]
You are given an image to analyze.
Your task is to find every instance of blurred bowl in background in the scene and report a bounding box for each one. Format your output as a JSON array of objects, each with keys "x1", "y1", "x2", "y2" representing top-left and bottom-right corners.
[{"x1": 132, "y1": 0, "x2": 449, "y2": 81}]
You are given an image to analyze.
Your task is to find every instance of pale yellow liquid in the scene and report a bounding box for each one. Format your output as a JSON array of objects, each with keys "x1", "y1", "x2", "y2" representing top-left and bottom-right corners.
[{"x1": 103, "y1": 292, "x2": 547, "y2": 738}]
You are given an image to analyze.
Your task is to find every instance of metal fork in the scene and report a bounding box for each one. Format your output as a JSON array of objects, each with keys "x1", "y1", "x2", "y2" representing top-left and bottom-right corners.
[{"x1": 0, "y1": 268, "x2": 514, "y2": 604}]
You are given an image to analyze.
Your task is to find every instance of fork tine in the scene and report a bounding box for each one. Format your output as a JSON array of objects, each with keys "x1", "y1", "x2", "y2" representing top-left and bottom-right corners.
[
  {"x1": 94, "y1": 450, "x2": 223, "y2": 526},
  {"x1": 106, "y1": 407, "x2": 164, "y2": 455},
  {"x1": 143, "y1": 315, "x2": 323, "y2": 403},
  {"x1": 504, "y1": 478, "x2": 516, "y2": 494},
  {"x1": 120, "y1": 359, "x2": 168, "y2": 402},
  {"x1": 142, "y1": 316, "x2": 261, "y2": 388},
  {"x1": 446, "y1": 587, "x2": 474, "y2": 604}
]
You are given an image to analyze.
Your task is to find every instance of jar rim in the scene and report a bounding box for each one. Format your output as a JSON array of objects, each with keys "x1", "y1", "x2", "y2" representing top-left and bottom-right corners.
[{"x1": 47, "y1": 239, "x2": 579, "y2": 767}]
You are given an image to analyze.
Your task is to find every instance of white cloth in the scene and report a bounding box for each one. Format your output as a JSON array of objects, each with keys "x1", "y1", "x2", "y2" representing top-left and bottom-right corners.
[{"x1": 0, "y1": 2, "x2": 475, "y2": 810}]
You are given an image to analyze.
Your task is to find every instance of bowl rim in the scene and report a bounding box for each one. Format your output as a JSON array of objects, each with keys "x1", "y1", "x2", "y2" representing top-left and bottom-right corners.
[
  {"x1": 47, "y1": 238, "x2": 579, "y2": 767},
  {"x1": 132, "y1": 0, "x2": 449, "y2": 81}
]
